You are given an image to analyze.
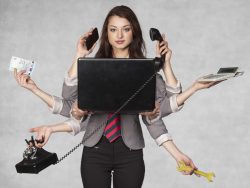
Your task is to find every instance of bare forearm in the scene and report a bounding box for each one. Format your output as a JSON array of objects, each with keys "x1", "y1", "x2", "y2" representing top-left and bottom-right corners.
[
  {"x1": 51, "y1": 122, "x2": 73, "y2": 133},
  {"x1": 68, "y1": 53, "x2": 85, "y2": 78},
  {"x1": 176, "y1": 84, "x2": 197, "y2": 106},
  {"x1": 32, "y1": 87, "x2": 54, "y2": 108},
  {"x1": 163, "y1": 61, "x2": 178, "y2": 87},
  {"x1": 162, "y1": 140, "x2": 183, "y2": 161}
]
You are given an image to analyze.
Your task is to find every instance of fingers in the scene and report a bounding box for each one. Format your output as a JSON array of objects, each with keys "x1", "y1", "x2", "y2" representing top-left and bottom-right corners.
[
  {"x1": 20, "y1": 74, "x2": 29, "y2": 85},
  {"x1": 71, "y1": 110, "x2": 90, "y2": 119},
  {"x1": 162, "y1": 33, "x2": 166, "y2": 41},
  {"x1": 177, "y1": 158, "x2": 196, "y2": 175},
  {"x1": 211, "y1": 80, "x2": 224, "y2": 87},
  {"x1": 14, "y1": 68, "x2": 17, "y2": 77},
  {"x1": 189, "y1": 162, "x2": 201, "y2": 177},
  {"x1": 155, "y1": 33, "x2": 171, "y2": 58},
  {"x1": 36, "y1": 129, "x2": 50, "y2": 148},
  {"x1": 72, "y1": 102, "x2": 84, "y2": 113},
  {"x1": 190, "y1": 161, "x2": 200, "y2": 177},
  {"x1": 159, "y1": 41, "x2": 170, "y2": 54},
  {"x1": 140, "y1": 102, "x2": 161, "y2": 116},
  {"x1": 140, "y1": 107, "x2": 160, "y2": 120},
  {"x1": 29, "y1": 127, "x2": 40, "y2": 133},
  {"x1": 14, "y1": 70, "x2": 24, "y2": 83},
  {"x1": 14, "y1": 69, "x2": 29, "y2": 86},
  {"x1": 188, "y1": 161, "x2": 196, "y2": 175},
  {"x1": 203, "y1": 81, "x2": 219, "y2": 88},
  {"x1": 152, "y1": 106, "x2": 160, "y2": 116},
  {"x1": 80, "y1": 28, "x2": 94, "y2": 41},
  {"x1": 72, "y1": 102, "x2": 90, "y2": 116},
  {"x1": 29, "y1": 126, "x2": 52, "y2": 148},
  {"x1": 78, "y1": 31, "x2": 92, "y2": 49},
  {"x1": 155, "y1": 41, "x2": 160, "y2": 57},
  {"x1": 16, "y1": 70, "x2": 26, "y2": 77},
  {"x1": 161, "y1": 48, "x2": 172, "y2": 57},
  {"x1": 72, "y1": 104, "x2": 84, "y2": 114},
  {"x1": 153, "y1": 102, "x2": 160, "y2": 115},
  {"x1": 195, "y1": 79, "x2": 223, "y2": 90},
  {"x1": 159, "y1": 40, "x2": 168, "y2": 48},
  {"x1": 29, "y1": 127, "x2": 41, "y2": 147},
  {"x1": 155, "y1": 102, "x2": 160, "y2": 109},
  {"x1": 81, "y1": 31, "x2": 91, "y2": 40},
  {"x1": 71, "y1": 107, "x2": 90, "y2": 120}
]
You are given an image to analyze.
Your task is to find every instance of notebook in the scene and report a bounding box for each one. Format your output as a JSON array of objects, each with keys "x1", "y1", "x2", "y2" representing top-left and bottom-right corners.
[
  {"x1": 198, "y1": 67, "x2": 243, "y2": 82},
  {"x1": 77, "y1": 58, "x2": 156, "y2": 113}
]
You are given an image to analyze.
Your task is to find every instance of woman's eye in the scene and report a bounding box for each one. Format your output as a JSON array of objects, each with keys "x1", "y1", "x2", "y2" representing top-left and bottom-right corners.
[
  {"x1": 110, "y1": 28, "x2": 116, "y2": 32},
  {"x1": 124, "y1": 28, "x2": 131, "y2": 32}
]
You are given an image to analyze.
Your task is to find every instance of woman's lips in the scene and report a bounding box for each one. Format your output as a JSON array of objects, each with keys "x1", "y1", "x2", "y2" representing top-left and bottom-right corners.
[{"x1": 115, "y1": 40, "x2": 125, "y2": 44}]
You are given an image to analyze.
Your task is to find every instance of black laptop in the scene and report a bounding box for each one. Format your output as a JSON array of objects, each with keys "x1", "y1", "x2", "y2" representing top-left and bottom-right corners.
[{"x1": 77, "y1": 58, "x2": 156, "y2": 113}]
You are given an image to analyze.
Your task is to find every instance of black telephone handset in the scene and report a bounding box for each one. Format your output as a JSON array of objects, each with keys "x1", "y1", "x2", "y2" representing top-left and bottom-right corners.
[
  {"x1": 150, "y1": 28, "x2": 165, "y2": 72},
  {"x1": 15, "y1": 136, "x2": 58, "y2": 174},
  {"x1": 85, "y1": 27, "x2": 99, "y2": 50}
]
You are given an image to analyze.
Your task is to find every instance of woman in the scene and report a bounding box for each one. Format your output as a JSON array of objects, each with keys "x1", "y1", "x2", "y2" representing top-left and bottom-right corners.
[{"x1": 14, "y1": 5, "x2": 218, "y2": 188}]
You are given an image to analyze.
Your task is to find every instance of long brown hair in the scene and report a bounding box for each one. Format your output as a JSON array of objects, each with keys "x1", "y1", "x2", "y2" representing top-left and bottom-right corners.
[{"x1": 95, "y1": 5, "x2": 146, "y2": 58}]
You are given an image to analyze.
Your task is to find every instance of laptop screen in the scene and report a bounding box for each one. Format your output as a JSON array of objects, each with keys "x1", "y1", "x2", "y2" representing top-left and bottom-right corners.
[{"x1": 77, "y1": 58, "x2": 156, "y2": 113}]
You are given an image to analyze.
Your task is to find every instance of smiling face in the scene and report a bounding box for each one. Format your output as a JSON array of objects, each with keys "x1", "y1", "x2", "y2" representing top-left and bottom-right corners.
[
  {"x1": 95, "y1": 6, "x2": 145, "y2": 58},
  {"x1": 107, "y1": 16, "x2": 133, "y2": 56}
]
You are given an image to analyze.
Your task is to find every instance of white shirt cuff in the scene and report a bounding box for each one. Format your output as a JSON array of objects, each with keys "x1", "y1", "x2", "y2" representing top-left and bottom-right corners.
[
  {"x1": 64, "y1": 72, "x2": 77, "y2": 86},
  {"x1": 170, "y1": 94, "x2": 183, "y2": 113},
  {"x1": 165, "y1": 80, "x2": 182, "y2": 94},
  {"x1": 49, "y1": 96, "x2": 63, "y2": 114},
  {"x1": 64, "y1": 118, "x2": 81, "y2": 136},
  {"x1": 155, "y1": 133, "x2": 173, "y2": 146}
]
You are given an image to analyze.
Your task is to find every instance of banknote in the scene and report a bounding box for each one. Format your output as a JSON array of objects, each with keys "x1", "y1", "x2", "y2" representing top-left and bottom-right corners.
[{"x1": 9, "y1": 56, "x2": 36, "y2": 76}]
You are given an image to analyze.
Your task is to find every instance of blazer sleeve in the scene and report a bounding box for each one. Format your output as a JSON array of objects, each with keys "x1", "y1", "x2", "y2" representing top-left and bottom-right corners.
[
  {"x1": 60, "y1": 83, "x2": 78, "y2": 117},
  {"x1": 64, "y1": 116, "x2": 89, "y2": 136},
  {"x1": 155, "y1": 73, "x2": 183, "y2": 118},
  {"x1": 49, "y1": 73, "x2": 78, "y2": 118},
  {"x1": 145, "y1": 118, "x2": 173, "y2": 146}
]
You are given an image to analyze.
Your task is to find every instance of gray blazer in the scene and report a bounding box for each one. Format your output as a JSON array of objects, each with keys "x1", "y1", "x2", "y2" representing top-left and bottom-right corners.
[{"x1": 60, "y1": 74, "x2": 181, "y2": 150}]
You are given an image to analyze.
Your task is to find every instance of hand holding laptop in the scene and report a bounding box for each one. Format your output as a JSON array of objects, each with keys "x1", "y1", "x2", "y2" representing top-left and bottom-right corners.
[
  {"x1": 193, "y1": 79, "x2": 223, "y2": 91},
  {"x1": 198, "y1": 67, "x2": 244, "y2": 82},
  {"x1": 72, "y1": 101, "x2": 92, "y2": 120},
  {"x1": 139, "y1": 102, "x2": 160, "y2": 120}
]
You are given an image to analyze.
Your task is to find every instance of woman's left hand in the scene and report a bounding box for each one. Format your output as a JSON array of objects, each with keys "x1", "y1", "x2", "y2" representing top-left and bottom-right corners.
[
  {"x1": 29, "y1": 126, "x2": 53, "y2": 148},
  {"x1": 176, "y1": 153, "x2": 198, "y2": 176},
  {"x1": 155, "y1": 33, "x2": 172, "y2": 63},
  {"x1": 193, "y1": 79, "x2": 224, "y2": 91},
  {"x1": 140, "y1": 102, "x2": 160, "y2": 120}
]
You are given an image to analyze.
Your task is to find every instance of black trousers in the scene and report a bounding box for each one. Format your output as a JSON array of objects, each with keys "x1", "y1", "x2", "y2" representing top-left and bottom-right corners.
[{"x1": 81, "y1": 136, "x2": 145, "y2": 188}]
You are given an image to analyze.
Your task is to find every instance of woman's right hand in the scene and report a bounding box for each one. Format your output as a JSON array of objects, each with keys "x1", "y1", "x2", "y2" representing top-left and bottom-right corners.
[
  {"x1": 71, "y1": 101, "x2": 92, "y2": 120},
  {"x1": 75, "y1": 28, "x2": 97, "y2": 58},
  {"x1": 14, "y1": 69, "x2": 38, "y2": 92},
  {"x1": 29, "y1": 126, "x2": 53, "y2": 148},
  {"x1": 69, "y1": 28, "x2": 97, "y2": 77}
]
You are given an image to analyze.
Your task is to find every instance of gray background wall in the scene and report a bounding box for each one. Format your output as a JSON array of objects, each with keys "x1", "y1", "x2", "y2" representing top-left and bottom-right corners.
[{"x1": 0, "y1": 0, "x2": 249, "y2": 187}]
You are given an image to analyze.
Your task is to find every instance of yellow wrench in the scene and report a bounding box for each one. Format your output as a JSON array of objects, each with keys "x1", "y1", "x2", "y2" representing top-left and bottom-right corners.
[{"x1": 177, "y1": 161, "x2": 215, "y2": 182}]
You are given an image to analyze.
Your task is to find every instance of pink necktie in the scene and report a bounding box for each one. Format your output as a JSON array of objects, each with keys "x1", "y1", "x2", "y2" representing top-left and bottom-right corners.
[{"x1": 104, "y1": 113, "x2": 121, "y2": 142}]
